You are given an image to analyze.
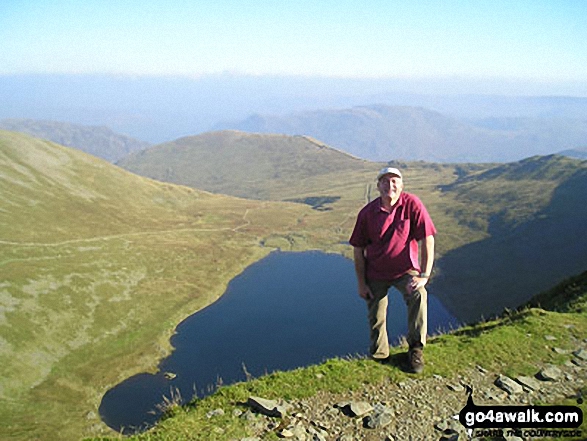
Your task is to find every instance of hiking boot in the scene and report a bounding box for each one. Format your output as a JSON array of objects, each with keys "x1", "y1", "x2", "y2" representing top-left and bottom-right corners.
[
  {"x1": 372, "y1": 355, "x2": 390, "y2": 364},
  {"x1": 408, "y1": 347, "x2": 424, "y2": 374}
]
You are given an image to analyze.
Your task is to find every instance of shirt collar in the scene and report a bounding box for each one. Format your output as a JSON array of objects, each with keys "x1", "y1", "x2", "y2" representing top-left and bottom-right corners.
[{"x1": 376, "y1": 194, "x2": 404, "y2": 213}]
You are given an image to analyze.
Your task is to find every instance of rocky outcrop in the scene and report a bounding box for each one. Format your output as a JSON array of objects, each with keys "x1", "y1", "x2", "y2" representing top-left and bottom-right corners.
[{"x1": 203, "y1": 338, "x2": 587, "y2": 440}]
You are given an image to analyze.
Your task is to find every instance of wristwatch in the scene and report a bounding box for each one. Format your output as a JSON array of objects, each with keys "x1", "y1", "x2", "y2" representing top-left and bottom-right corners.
[{"x1": 419, "y1": 272, "x2": 430, "y2": 278}]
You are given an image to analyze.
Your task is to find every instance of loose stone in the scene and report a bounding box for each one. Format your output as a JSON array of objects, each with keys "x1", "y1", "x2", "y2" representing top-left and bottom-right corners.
[
  {"x1": 515, "y1": 375, "x2": 542, "y2": 391},
  {"x1": 339, "y1": 401, "x2": 373, "y2": 417},
  {"x1": 537, "y1": 366, "x2": 563, "y2": 381},
  {"x1": 495, "y1": 375, "x2": 523, "y2": 394},
  {"x1": 573, "y1": 348, "x2": 587, "y2": 361},
  {"x1": 247, "y1": 396, "x2": 291, "y2": 418}
]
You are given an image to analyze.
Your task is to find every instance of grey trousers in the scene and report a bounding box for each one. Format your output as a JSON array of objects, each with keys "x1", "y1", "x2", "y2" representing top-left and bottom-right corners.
[{"x1": 366, "y1": 272, "x2": 428, "y2": 359}]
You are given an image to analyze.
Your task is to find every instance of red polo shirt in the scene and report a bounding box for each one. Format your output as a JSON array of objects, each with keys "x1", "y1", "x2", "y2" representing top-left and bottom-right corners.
[{"x1": 349, "y1": 193, "x2": 436, "y2": 281}]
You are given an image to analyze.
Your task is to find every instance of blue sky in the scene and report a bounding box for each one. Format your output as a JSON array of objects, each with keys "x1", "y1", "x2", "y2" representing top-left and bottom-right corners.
[{"x1": 1, "y1": 0, "x2": 586, "y2": 84}]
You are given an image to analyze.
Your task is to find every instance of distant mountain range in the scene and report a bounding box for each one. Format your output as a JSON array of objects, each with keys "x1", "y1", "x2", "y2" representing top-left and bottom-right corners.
[
  {"x1": 2, "y1": 74, "x2": 587, "y2": 144},
  {"x1": 216, "y1": 105, "x2": 587, "y2": 163},
  {"x1": 0, "y1": 118, "x2": 150, "y2": 162},
  {"x1": 2, "y1": 110, "x2": 587, "y2": 165},
  {"x1": 558, "y1": 147, "x2": 587, "y2": 160}
]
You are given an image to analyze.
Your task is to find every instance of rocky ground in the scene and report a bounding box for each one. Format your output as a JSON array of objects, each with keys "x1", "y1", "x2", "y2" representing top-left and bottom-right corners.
[{"x1": 206, "y1": 335, "x2": 587, "y2": 441}]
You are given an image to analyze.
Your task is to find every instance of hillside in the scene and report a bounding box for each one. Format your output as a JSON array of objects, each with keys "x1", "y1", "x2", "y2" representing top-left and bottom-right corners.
[
  {"x1": 118, "y1": 130, "x2": 375, "y2": 199},
  {"x1": 216, "y1": 105, "x2": 587, "y2": 162},
  {"x1": 0, "y1": 130, "x2": 323, "y2": 441},
  {"x1": 0, "y1": 118, "x2": 150, "y2": 162},
  {"x1": 433, "y1": 155, "x2": 587, "y2": 322}
]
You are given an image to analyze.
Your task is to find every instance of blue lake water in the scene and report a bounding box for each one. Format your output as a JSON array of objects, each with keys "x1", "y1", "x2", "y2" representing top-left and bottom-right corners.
[{"x1": 99, "y1": 251, "x2": 459, "y2": 433}]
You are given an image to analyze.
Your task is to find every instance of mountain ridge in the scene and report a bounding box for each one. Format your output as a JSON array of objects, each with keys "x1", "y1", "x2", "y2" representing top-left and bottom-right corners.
[
  {"x1": 118, "y1": 130, "x2": 375, "y2": 200},
  {"x1": 0, "y1": 118, "x2": 150, "y2": 162},
  {"x1": 216, "y1": 104, "x2": 587, "y2": 162}
]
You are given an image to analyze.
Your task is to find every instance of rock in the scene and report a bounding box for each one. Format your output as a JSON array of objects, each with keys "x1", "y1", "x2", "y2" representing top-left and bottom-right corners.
[
  {"x1": 495, "y1": 375, "x2": 523, "y2": 394},
  {"x1": 240, "y1": 410, "x2": 258, "y2": 421},
  {"x1": 447, "y1": 383, "x2": 465, "y2": 392},
  {"x1": 308, "y1": 425, "x2": 327, "y2": 441},
  {"x1": 288, "y1": 424, "x2": 308, "y2": 440},
  {"x1": 434, "y1": 420, "x2": 450, "y2": 431},
  {"x1": 439, "y1": 435, "x2": 459, "y2": 441},
  {"x1": 247, "y1": 396, "x2": 291, "y2": 418},
  {"x1": 206, "y1": 408, "x2": 225, "y2": 418},
  {"x1": 537, "y1": 366, "x2": 563, "y2": 381},
  {"x1": 363, "y1": 405, "x2": 393, "y2": 429},
  {"x1": 516, "y1": 375, "x2": 542, "y2": 391},
  {"x1": 476, "y1": 365, "x2": 488, "y2": 374},
  {"x1": 544, "y1": 335, "x2": 557, "y2": 341},
  {"x1": 339, "y1": 401, "x2": 373, "y2": 417},
  {"x1": 573, "y1": 348, "x2": 587, "y2": 361},
  {"x1": 278, "y1": 428, "x2": 294, "y2": 438}
]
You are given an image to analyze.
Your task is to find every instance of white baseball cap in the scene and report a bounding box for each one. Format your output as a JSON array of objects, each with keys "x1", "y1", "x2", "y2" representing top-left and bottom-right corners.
[{"x1": 376, "y1": 167, "x2": 402, "y2": 181}]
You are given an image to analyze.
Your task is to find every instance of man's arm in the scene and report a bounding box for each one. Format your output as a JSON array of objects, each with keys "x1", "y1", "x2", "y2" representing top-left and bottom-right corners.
[
  {"x1": 419, "y1": 234, "x2": 435, "y2": 278},
  {"x1": 408, "y1": 235, "x2": 435, "y2": 293},
  {"x1": 353, "y1": 246, "x2": 373, "y2": 300}
]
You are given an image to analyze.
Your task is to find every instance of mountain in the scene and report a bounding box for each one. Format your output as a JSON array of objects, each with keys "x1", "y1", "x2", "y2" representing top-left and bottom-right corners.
[
  {"x1": 0, "y1": 118, "x2": 150, "y2": 162},
  {"x1": 3, "y1": 74, "x2": 587, "y2": 144},
  {"x1": 216, "y1": 105, "x2": 587, "y2": 163},
  {"x1": 433, "y1": 155, "x2": 587, "y2": 322},
  {"x1": 558, "y1": 147, "x2": 587, "y2": 160},
  {"x1": 118, "y1": 130, "x2": 375, "y2": 199}
]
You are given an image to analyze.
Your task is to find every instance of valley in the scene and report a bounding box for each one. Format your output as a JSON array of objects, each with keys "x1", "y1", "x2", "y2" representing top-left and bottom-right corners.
[{"x1": 1, "y1": 128, "x2": 586, "y2": 440}]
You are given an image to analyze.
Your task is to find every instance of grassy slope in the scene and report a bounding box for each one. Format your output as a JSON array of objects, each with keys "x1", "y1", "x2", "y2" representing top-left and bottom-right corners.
[
  {"x1": 93, "y1": 272, "x2": 587, "y2": 441},
  {"x1": 433, "y1": 155, "x2": 587, "y2": 322},
  {"x1": 0, "y1": 130, "x2": 324, "y2": 440},
  {"x1": 117, "y1": 131, "x2": 376, "y2": 200}
]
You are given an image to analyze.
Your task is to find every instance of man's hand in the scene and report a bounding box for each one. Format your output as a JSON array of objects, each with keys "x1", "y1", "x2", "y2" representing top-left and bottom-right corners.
[
  {"x1": 406, "y1": 276, "x2": 428, "y2": 294},
  {"x1": 358, "y1": 282, "x2": 374, "y2": 300}
]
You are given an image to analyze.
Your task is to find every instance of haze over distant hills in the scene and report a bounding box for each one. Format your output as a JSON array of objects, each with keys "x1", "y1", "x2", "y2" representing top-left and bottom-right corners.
[
  {"x1": 0, "y1": 118, "x2": 150, "y2": 162},
  {"x1": 216, "y1": 105, "x2": 587, "y2": 162},
  {"x1": 2, "y1": 74, "x2": 587, "y2": 147},
  {"x1": 559, "y1": 147, "x2": 587, "y2": 160}
]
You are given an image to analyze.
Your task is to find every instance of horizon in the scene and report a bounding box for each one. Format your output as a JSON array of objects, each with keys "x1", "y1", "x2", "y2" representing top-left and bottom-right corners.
[{"x1": 1, "y1": 1, "x2": 587, "y2": 97}]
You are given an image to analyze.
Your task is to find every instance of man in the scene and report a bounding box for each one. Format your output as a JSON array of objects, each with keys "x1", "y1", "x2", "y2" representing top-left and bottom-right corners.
[{"x1": 349, "y1": 166, "x2": 436, "y2": 373}]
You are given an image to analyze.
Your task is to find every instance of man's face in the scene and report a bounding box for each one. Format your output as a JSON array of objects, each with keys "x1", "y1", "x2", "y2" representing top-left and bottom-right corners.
[{"x1": 377, "y1": 174, "x2": 403, "y2": 200}]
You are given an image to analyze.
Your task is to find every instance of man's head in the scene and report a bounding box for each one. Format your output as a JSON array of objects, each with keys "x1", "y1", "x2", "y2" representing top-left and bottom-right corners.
[{"x1": 376, "y1": 167, "x2": 404, "y2": 203}]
